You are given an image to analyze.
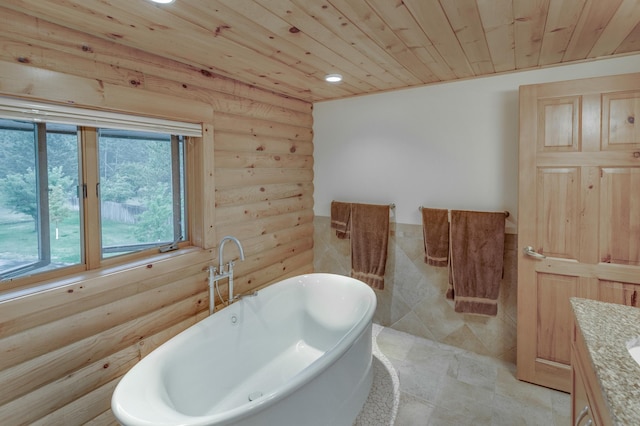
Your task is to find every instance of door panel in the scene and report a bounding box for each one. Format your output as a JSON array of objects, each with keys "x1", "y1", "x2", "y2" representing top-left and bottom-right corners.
[
  {"x1": 600, "y1": 167, "x2": 640, "y2": 265},
  {"x1": 517, "y1": 73, "x2": 640, "y2": 392},
  {"x1": 538, "y1": 97, "x2": 580, "y2": 151},
  {"x1": 537, "y1": 168, "x2": 580, "y2": 259},
  {"x1": 536, "y1": 273, "x2": 577, "y2": 365},
  {"x1": 599, "y1": 280, "x2": 640, "y2": 307},
  {"x1": 602, "y1": 92, "x2": 640, "y2": 149}
]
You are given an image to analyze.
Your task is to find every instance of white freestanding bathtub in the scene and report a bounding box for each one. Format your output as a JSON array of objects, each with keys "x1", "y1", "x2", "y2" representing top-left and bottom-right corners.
[{"x1": 111, "y1": 273, "x2": 377, "y2": 426}]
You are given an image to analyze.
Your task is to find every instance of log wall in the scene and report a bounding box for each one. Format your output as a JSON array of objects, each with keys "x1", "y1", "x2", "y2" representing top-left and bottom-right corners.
[{"x1": 0, "y1": 7, "x2": 314, "y2": 425}]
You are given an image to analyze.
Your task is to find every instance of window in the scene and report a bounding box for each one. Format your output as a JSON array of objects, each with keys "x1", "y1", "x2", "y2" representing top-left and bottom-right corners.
[
  {"x1": 0, "y1": 120, "x2": 81, "y2": 279},
  {"x1": 98, "y1": 129, "x2": 186, "y2": 257},
  {"x1": 0, "y1": 98, "x2": 200, "y2": 283}
]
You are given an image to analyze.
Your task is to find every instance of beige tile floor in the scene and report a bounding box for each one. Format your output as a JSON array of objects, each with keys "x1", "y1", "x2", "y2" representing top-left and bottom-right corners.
[{"x1": 375, "y1": 326, "x2": 571, "y2": 426}]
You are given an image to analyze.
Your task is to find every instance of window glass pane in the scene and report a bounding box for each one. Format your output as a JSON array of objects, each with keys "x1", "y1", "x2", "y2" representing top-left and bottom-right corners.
[
  {"x1": 0, "y1": 119, "x2": 38, "y2": 277},
  {"x1": 98, "y1": 129, "x2": 184, "y2": 258},
  {"x1": 0, "y1": 120, "x2": 81, "y2": 280}
]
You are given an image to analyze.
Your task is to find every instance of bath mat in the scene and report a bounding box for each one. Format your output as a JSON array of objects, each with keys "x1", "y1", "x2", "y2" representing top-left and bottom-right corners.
[{"x1": 353, "y1": 324, "x2": 400, "y2": 426}]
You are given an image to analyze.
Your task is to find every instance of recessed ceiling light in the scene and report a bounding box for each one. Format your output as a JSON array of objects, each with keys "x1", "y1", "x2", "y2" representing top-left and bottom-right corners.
[
  {"x1": 149, "y1": 0, "x2": 175, "y2": 4},
  {"x1": 325, "y1": 74, "x2": 343, "y2": 83}
]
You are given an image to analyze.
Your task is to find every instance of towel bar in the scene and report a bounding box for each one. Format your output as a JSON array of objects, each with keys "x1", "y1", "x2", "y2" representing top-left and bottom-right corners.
[
  {"x1": 331, "y1": 200, "x2": 395, "y2": 209},
  {"x1": 418, "y1": 206, "x2": 509, "y2": 218}
]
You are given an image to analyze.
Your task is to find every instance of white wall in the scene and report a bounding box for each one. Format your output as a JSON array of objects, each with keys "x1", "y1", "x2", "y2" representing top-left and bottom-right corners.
[{"x1": 313, "y1": 55, "x2": 640, "y2": 229}]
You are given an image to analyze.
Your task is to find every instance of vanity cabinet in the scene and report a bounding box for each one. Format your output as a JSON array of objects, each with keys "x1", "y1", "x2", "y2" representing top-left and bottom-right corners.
[
  {"x1": 572, "y1": 298, "x2": 640, "y2": 425},
  {"x1": 571, "y1": 324, "x2": 612, "y2": 426}
]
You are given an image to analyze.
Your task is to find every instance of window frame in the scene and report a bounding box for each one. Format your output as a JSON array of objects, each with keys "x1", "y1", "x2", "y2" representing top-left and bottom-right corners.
[
  {"x1": 0, "y1": 94, "x2": 211, "y2": 294},
  {"x1": 1, "y1": 122, "x2": 55, "y2": 279},
  {"x1": 97, "y1": 130, "x2": 187, "y2": 258}
]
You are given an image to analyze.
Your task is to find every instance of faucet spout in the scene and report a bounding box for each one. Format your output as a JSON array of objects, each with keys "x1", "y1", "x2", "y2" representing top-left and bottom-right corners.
[
  {"x1": 218, "y1": 235, "x2": 245, "y2": 268},
  {"x1": 216, "y1": 236, "x2": 245, "y2": 305}
]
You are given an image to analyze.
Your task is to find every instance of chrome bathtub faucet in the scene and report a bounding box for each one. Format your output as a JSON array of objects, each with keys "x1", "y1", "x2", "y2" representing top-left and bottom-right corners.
[
  {"x1": 232, "y1": 290, "x2": 258, "y2": 302},
  {"x1": 208, "y1": 236, "x2": 246, "y2": 314},
  {"x1": 218, "y1": 235, "x2": 245, "y2": 275}
]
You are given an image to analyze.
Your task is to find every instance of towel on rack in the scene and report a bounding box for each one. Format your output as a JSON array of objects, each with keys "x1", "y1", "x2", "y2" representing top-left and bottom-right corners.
[
  {"x1": 330, "y1": 201, "x2": 351, "y2": 239},
  {"x1": 350, "y1": 203, "x2": 390, "y2": 290},
  {"x1": 447, "y1": 210, "x2": 505, "y2": 316},
  {"x1": 421, "y1": 208, "x2": 449, "y2": 267}
]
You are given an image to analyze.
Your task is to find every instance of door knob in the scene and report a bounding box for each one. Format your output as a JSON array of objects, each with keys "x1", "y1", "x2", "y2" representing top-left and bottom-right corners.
[{"x1": 523, "y1": 246, "x2": 546, "y2": 259}]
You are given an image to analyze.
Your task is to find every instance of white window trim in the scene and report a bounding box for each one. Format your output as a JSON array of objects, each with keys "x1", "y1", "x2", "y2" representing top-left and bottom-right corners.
[{"x1": 0, "y1": 96, "x2": 203, "y2": 137}]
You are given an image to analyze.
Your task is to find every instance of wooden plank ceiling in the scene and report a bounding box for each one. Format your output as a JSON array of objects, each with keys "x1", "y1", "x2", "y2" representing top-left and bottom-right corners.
[{"x1": 2, "y1": 0, "x2": 640, "y2": 102}]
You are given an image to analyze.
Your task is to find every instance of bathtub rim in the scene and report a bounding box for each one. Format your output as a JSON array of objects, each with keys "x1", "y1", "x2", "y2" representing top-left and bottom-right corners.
[{"x1": 111, "y1": 272, "x2": 377, "y2": 426}]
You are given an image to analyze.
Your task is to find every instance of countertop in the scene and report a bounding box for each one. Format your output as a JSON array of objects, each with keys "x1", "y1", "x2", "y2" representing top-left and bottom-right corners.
[{"x1": 571, "y1": 298, "x2": 640, "y2": 426}]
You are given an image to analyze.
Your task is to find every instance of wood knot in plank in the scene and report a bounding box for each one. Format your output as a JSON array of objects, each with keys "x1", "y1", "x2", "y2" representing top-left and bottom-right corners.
[{"x1": 215, "y1": 24, "x2": 231, "y2": 36}]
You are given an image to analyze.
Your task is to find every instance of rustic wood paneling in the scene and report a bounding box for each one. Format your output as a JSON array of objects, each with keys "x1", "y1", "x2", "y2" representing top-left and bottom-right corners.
[
  {"x1": 1, "y1": 1, "x2": 640, "y2": 102},
  {"x1": 0, "y1": 12, "x2": 314, "y2": 424}
]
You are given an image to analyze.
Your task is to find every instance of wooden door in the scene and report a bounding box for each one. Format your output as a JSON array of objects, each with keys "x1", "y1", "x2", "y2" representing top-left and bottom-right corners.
[{"x1": 517, "y1": 73, "x2": 640, "y2": 392}]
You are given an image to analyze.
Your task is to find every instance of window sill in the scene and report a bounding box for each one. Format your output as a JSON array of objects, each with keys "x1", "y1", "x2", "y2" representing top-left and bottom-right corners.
[{"x1": 0, "y1": 245, "x2": 207, "y2": 304}]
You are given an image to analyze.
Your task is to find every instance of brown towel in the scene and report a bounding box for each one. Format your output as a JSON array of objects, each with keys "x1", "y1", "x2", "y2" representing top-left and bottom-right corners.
[
  {"x1": 421, "y1": 208, "x2": 449, "y2": 267},
  {"x1": 350, "y1": 203, "x2": 389, "y2": 290},
  {"x1": 330, "y1": 201, "x2": 351, "y2": 239},
  {"x1": 447, "y1": 210, "x2": 505, "y2": 316}
]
